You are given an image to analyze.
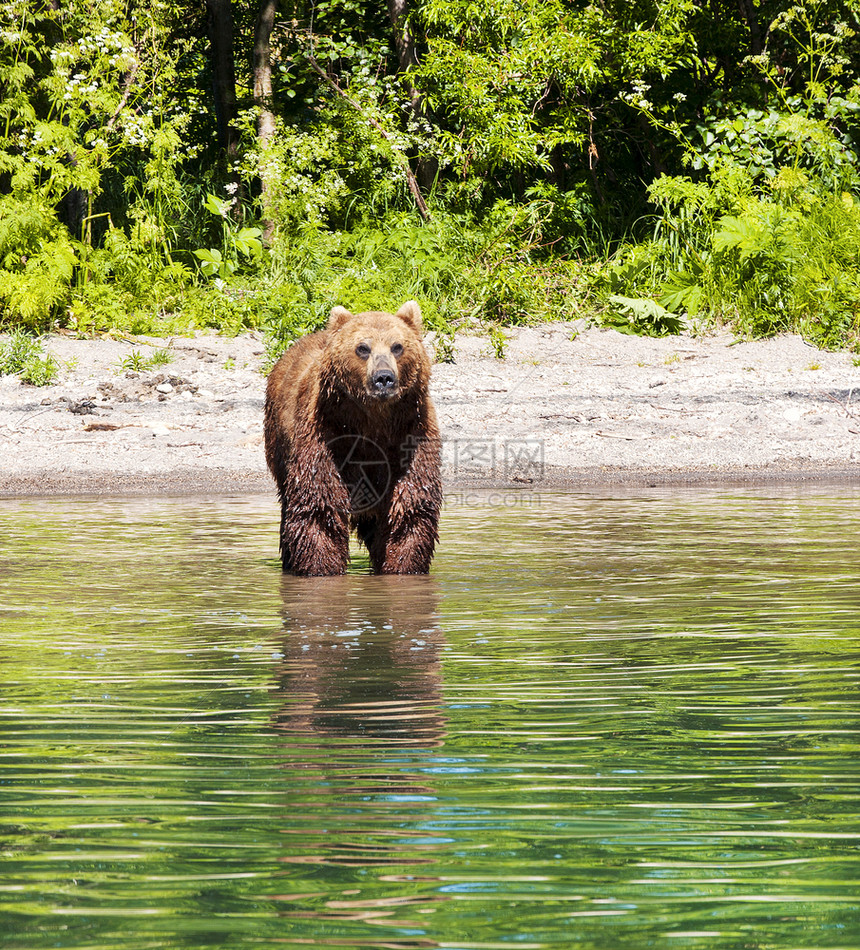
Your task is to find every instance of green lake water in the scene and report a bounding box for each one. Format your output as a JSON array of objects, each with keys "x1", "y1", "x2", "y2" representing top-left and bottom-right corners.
[{"x1": 1, "y1": 489, "x2": 858, "y2": 950}]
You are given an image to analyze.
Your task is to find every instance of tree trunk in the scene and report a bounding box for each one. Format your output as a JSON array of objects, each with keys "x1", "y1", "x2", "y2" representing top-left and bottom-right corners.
[
  {"x1": 737, "y1": 0, "x2": 763, "y2": 56},
  {"x1": 636, "y1": 111, "x2": 666, "y2": 178},
  {"x1": 253, "y1": 0, "x2": 278, "y2": 241},
  {"x1": 206, "y1": 0, "x2": 240, "y2": 160},
  {"x1": 385, "y1": 0, "x2": 437, "y2": 196},
  {"x1": 387, "y1": 0, "x2": 419, "y2": 74}
]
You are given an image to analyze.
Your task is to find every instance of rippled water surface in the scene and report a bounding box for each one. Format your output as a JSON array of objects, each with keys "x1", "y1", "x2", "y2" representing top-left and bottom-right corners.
[{"x1": 1, "y1": 489, "x2": 858, "y2": 950}]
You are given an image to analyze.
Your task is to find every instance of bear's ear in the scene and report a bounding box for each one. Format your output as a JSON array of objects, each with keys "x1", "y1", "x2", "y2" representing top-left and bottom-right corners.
[
  {"x1": 394, "y1": 300, "x2": 423, "y2": 333},
  {"x1": 327, "y1": 306, "x2": 354, "y2": 331}
]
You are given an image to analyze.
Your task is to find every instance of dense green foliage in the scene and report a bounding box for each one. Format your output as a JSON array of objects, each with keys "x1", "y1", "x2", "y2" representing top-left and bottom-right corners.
[{"x1": 1, "y1": 0, "x2": 859, "y2": 351}]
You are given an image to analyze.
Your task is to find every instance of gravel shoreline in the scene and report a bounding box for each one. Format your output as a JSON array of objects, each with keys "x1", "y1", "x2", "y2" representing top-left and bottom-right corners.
[{"x1": 1, "y1": 322, "x2": 858, "y2": 497}]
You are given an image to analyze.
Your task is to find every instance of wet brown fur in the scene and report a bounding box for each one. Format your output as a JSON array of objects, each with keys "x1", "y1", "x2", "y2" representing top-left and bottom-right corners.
[{"x1": 264, "y1": 301, "x2": 442, "y2": 575}]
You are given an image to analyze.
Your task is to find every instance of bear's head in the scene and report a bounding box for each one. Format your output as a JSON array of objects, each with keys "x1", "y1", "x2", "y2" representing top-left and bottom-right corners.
[{"x1": 324, "y1": 301, "x2": 430, "y2": 405}]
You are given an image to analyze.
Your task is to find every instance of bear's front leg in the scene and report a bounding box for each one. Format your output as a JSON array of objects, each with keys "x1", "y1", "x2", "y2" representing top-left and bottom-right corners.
[
  {"x1": 370, "y1": 505, "x2": 439, "y2": 574},
  {"x1": 280, "y1": 498, "x2": 351, "y2": 575},
  {"x1": 370, "y1": 440, "x2": 442, "y2": 574},
  {"x1": 277, "y1": 442, "x2": 353, "y2": 576}
]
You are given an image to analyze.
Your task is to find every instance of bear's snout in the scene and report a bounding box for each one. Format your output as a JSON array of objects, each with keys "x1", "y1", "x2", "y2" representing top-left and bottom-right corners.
[
  {"x1": 371, "y1": 367, "x2": 397, "y2": 394},
  {"x1": 368, "y1": 350, "x2": 399, "y2": 397}
]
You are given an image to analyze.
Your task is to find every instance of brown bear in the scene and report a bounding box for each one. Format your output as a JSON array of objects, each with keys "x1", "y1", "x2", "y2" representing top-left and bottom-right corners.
[{"x1": 264, "y1": 300, "x2": 442, "y2": 576}]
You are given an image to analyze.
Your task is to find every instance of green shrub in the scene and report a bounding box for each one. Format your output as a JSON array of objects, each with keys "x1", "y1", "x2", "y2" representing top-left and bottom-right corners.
[
  {"x1": 118, "y1": 349, "x2": 173, "y2": 372},
  {"x1": 0, "y1": 198, "x2": 78, "y2": 330},
  {"x1": 606, "y1": 295, "x2": 685, "y2": 337},
  {"x1": 0, "y1": 331, "x2": 59, "y2": 385},
  {"x1": 605, "y1": 151, "x2": 860, "y2": 347},
  {"x1": 258, "y1": 204, "x2": 589, "y2": 361}
]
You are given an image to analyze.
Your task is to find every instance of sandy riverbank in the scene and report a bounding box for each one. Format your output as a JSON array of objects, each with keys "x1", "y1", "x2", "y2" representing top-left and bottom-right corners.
[{"x1": 1, "y1": 322, "x2": 858, "y2": 497}]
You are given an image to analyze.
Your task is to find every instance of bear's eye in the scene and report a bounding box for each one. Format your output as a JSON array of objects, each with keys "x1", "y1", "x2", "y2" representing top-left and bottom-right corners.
[
  {"x1": 355, "y1": 343, "x2": 371, "y2": 359},
  {"x1": 390, "y1": 343, "x2": 404, "y2": 357}
]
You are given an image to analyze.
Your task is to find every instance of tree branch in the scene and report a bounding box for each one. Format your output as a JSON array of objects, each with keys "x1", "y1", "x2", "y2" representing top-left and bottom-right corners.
[
  {"x1": 307, "y1": 54, "x2": 430, "y2": 221},
  {"x1": 105, "y1": 54, "x2": 140, "y2": 133}
]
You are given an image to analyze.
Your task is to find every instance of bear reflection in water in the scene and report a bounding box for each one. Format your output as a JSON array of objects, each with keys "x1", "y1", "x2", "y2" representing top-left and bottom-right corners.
[
  {"x1": 272, "y1": 574, "x2": 445, "y2": 748},
  {"x1": 270, "y1": 575, "x2": 448, "y2": 873}
]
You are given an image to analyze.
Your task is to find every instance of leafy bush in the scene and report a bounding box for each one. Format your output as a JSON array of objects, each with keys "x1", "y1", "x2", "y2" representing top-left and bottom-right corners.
[
  {"x1": 605, "y1": 32, "x2": 860, "y2": 348},
  {"x1": 606, "y1": 295, "x2": 685, "y2": 337},
  {"x1": 0, "y1": 198, "x2": 78, "y2": 329},
  {"x1": 193, "y1": 194, "x2": 263, "y2": 281},
  {"x1": 0, "y1": 331, "x2": 59, "y2": 385},
  {"x1": 260, "y1": 203, "x2": 587, "y2": 362},
  {"x1": 607, "y1": 165, "x2": 860, "y2": 347}
]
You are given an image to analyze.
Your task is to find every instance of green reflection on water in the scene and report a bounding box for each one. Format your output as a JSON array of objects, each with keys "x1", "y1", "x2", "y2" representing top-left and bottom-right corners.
[{"x1": 0, "y1": 490, "x2": 858, "y2": 950}]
